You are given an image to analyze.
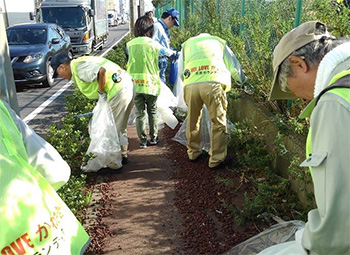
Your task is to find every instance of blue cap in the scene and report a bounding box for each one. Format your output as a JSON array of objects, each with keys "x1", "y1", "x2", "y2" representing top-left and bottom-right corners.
[
  {"x1": 51, "y1": 52, "x2": 71, "y2": 78},
  {"x1": 166, "y1": 8, "x2": 180, "y2": 27}
]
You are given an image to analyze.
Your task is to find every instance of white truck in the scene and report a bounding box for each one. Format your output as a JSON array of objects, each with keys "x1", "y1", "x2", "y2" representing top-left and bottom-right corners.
[
  {"x1": 107, "y1": 0, "x2": 119, "y2": 26},
  {"x1": 38, "y1": 0, "x2": 108, "y2": 55},
  {"x1": 3, "y1": 0, "x2": 35, "y2": 27},
  {"x1": 107, "y1": 9, "x2": 119, "y2": 27}
]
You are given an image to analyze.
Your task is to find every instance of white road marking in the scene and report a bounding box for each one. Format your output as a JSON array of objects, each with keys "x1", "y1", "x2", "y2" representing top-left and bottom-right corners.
[
  {"x1": 23, "y1": 81, "x2": 72, "y2": 124},
  {"x1": 100, "y1": 32, "x2": 129, "y2": 57},
  {"x1": 23, "y1": 31, "x2": 129, "y2": 124}
]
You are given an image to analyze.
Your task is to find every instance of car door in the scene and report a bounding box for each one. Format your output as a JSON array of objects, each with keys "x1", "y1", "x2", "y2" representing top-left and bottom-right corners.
[
  {"x1": 48, "y1": 25, "x2": 64, "y2": 57},
  {"x1": 55, "y1": 25, "x2": 71, "y2": 53}
]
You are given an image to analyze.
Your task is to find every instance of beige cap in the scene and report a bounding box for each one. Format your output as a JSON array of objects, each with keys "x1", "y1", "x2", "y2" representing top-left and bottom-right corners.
[{"x1": 269, "y1": 21, "x2": 329, "y2": 100}]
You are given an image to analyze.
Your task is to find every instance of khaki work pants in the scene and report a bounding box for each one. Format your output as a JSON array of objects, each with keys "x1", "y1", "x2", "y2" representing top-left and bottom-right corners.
[
  {"x1": 109, "y1": 86, "x2": 134, "y2": 157},
  {"x1": 184, "y1": 82, "x2": 228, "y2": 168}
]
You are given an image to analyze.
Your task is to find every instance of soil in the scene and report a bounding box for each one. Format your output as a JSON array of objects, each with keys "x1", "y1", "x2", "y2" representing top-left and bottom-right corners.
[{"x1": 82, "y1": 123, "x2": 266, "y2": 255}]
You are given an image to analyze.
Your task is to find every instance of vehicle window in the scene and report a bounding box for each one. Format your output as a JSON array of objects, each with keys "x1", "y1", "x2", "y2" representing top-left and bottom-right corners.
[
  {"x1": 48, "y1": 27, "x2": 60, "y2": 41},
  {"x1": 42, "y1": 7, "x2": 86, "y2": 28},
  {"x1": 32, "y1": 29, "x2": 47, "y2": 44},
  {"x1": 6, "y1": 28, "x2": 47, "y2": 45},
  {"x1": 54, "y1": 26, "x2": 64, "y2": 39}
]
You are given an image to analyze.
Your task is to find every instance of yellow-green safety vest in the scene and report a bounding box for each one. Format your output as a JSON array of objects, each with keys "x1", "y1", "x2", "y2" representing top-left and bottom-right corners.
[
  {"x1": 306, "y1": 69, "x2": 350, "y2": 175},
  {"x1": 182, "y1": 35, "x2": 232, "y2": 92},
  {"x1": 0, "y1": 100, "x2": 90, "y2": 254},
  {"x1": 127, "y1": 37, "x2": 161, "y2": 96},
  {"x1": 71, "y1": 56, "x2": 124, "y2": 101}
]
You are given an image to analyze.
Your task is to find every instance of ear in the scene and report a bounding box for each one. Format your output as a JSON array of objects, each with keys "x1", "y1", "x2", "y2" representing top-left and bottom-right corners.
[{"x1": 288, "y1": 55, "x2": 308, "y2": 73}]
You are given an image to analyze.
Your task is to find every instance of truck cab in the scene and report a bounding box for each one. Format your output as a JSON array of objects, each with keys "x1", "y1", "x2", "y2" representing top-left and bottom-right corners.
[{"x1": 38, "y1": 0, "x2": 108, "y2": 55}]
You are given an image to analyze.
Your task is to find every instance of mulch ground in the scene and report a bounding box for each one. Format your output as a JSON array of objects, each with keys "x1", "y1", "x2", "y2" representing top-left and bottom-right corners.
[{"x1": 83, "y1": 123, "x2": 266, "y2": 255}]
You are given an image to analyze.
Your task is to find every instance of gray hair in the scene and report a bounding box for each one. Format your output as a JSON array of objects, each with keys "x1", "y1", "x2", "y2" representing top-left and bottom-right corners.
[{"x1": 278, "y1": 37, "x2": 334, "y2": 93}]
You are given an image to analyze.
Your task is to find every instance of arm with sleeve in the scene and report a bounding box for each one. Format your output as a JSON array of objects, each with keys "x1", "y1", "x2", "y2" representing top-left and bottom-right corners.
[
  {"x1": 301, "y1": 95, "x2": 350, "y2": 254},
  {"x1": 75, "y1": 61, "x2": 101, "y2": 83},
  {"x1": 156, "y1": 41, "x2": 176, "y2": 57},
  {"x1": 223, "y1": 45, "x2": 247, "y2": 85},
  {"x1": 152, "y1": 21, "x2": 170, "y2": 49},
  {"x1": 6, "y1": 104, "x2": 71, "y2": 191}
]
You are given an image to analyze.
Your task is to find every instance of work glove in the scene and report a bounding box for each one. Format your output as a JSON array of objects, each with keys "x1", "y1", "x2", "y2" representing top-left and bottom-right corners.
[{"x1": 98, "y1": 92, "x2": 107, "y2": 102}]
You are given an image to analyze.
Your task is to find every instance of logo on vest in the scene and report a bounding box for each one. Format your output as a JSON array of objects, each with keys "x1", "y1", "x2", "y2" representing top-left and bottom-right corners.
[
  {"x1": 184, "y1": 69, "x2": 191, "y2": 79},
  {"x1": 112, "y1": 73, "x2": 122, "y2": 83}
]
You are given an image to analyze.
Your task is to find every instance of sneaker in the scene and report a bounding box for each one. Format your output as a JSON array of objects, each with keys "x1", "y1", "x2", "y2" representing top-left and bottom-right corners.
[
  {"x1": 122, "y1": 155, "x2": 128, "y2": 164},
  {"x1": 150, "y1": 137, "x2": 159, "y2": 145},
  {"x1": 209, "y1": 157, "x2": 232, "y2": 170},
  {"x1": 140, "y1": 141, "x2": 147, "y2": 148},
  {"x1": 108, "y1": 162, "x2": 123, "y2": 170},
  {"x1": 189, "y1": 150, "x2": 209, "y2": 162}
]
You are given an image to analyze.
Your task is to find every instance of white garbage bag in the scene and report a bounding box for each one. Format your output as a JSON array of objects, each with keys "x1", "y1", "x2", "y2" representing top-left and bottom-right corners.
[
  {"x1": 127, "y1": 82, "x2": 179, "y2": 130},
  {"x1": 172, "y1": 105, "x2": 234, "y2": 151},
  {"x1": 224, "y1": 220, "x2": 305, "y2": 255},
  {"x1": 157, "y1": 81, "x2": 179, "y2": 129},
  {"x1": 81, "y1": 98, "x2": 122, "y2": 172},
  {"x1": 172, "y1": 71, "x2": 187, "y2": 111}
]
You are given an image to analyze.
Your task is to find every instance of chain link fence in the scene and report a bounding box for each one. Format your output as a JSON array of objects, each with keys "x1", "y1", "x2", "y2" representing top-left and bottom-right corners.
[{"x1": 155, "y1": 0, "x2": 350, "y2": 112}]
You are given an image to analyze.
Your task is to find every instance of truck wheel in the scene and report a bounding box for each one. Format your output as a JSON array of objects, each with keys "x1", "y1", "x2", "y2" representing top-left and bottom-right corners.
[
  {"x1": 99, "y1": 38, "x2": 105, "y2": 50},
  {"x1": 89, "y1": 41, "x2": 95, "y2": 54},
  {"x1": 42, "y1": 58, "x2": 54, "y2": 87}
]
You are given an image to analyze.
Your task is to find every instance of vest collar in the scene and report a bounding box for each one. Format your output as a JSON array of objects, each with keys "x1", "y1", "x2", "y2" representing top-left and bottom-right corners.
[{"x1": 300, "y1": 42, "x2": 350, "y2": 119}]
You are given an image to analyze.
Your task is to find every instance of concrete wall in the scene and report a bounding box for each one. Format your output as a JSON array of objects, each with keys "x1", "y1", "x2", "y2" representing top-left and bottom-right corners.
[{"x1": 228, "y1": 93, "x2": 314, "y2": 208}]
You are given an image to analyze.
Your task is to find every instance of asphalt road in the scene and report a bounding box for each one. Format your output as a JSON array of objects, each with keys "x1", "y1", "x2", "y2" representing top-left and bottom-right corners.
[{"x1": 17, "y1": 23, "x2": 130, "y2": 137}]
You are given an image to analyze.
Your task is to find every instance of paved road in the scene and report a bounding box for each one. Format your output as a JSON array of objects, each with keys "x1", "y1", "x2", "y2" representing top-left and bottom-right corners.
[{"x1": 17, "y1": 23, "x2": 130, "y2": 137}]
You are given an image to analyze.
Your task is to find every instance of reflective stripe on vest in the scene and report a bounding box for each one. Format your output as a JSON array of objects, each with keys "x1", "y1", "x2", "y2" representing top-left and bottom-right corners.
[
  {"x1": 306, "y1": 70, "x2": 350, "y2": 175},
  {"x1": 127, "y1": 37, "x2": 162, "y2": 96},
  {"x1": 182, "y1": 35, "x2": 231, "y2": 90},
  {"x1": 71, "y1": 56, "x2": 123, "y2": 101}
]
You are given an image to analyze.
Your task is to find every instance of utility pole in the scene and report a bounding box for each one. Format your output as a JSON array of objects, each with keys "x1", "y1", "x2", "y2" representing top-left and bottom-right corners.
[
  {"x1": 0, "y1": 0, "x2": 19, "y2": 115},
  {"x1": 139, "y1": 0, "x2": 144, "y2": 16},
  {"x1": 129, "y1": 0, "x2": 137, "y2": 32}
]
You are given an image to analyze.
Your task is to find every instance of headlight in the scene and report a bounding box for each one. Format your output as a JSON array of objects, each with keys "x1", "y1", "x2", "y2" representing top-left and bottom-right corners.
[
  {"x1": 83, "y1": 31, "x2": 89, "y2": 41},
  {"x1": 24, "y1": 53, "x2": 43, "y2": 63}
]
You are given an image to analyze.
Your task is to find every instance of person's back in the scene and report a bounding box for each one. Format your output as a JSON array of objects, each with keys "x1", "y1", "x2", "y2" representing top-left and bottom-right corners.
[
  {"x1": 182, "y1": 34, "x2": 232, "y2": 90},
  {"x1": 127, "y1": 37, "x2": 162, "y2": 96},
  {"x1": 179, "y1": 33, "x2": 246, "y2": 169}
]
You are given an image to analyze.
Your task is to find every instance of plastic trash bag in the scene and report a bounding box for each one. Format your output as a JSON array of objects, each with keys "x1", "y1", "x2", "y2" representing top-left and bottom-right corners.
[
  {"x1": 172, "y1": 105, "x2": 234, "y2": 151},
  {"x1": 172, "y1": 70, "x2": 187, "y2": 111},
  {"x1": 224, "y1": 220, "x2": 305, "y2": 255},
  {"x1": 169, "y1": 56, "x2": 178, "y2": 85},
  {"x1": 127, "y1": 82, "x2": 179, "y2": 130},
  {"x1": 157, "y1": 81, "x2": 179, "y2": 129},
  {"x1": 81, "y1": 98, "x2": 122, "y2": 172}
]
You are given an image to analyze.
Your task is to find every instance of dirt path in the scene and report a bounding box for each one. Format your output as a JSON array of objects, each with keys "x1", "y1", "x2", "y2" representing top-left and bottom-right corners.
[
  {"x1": 84, "y1": 126, "x2": 186, "y2": 255},
  {"x1": 83, "y1": 124, "x2": 263, "y2": 255}
]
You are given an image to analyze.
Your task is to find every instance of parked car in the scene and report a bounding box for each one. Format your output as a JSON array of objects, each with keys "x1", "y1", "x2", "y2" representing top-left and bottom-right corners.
[{"x1": 6, "y1": 23, "x2": 73, "y2": 87}]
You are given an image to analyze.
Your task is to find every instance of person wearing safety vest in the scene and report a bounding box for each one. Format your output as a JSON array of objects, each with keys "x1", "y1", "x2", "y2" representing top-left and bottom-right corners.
[
  {"x1": 152, "y1": 8, "x2": 180, "y2": 84},
  {"x1": 0, "y1": 99, "x2": 90, "y2": 254},
  {"x1": 258, "y1": 21, "x2": 350, "y2": 255},
  {"x1": 177, "y1": 33, "x2": 247, "y2": 169},
  {"x1": 50, "y1": 54, "x2": 134, "y2": 170},
  {"x1": 127, "y1": 15, "x2": 176, "y2": 148}
]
